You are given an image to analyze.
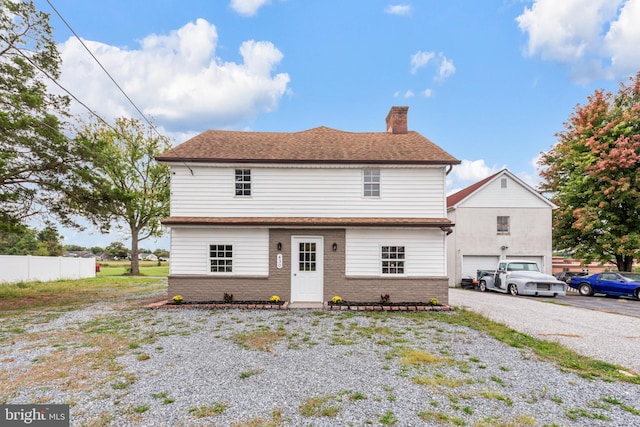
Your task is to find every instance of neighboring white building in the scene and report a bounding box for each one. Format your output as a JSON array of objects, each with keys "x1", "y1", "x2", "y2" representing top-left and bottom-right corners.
[
  {"x1": 156, "y1": 107, "x2": 460, "y2": 304},
  {"x1": 446, "y1": 169, "x2": 556, "y2": 287}
]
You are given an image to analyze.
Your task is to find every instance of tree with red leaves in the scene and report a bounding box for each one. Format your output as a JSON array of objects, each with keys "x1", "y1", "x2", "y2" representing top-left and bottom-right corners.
[{"x1": 539, "y1": 72, "x2": 640, "y2": 272}]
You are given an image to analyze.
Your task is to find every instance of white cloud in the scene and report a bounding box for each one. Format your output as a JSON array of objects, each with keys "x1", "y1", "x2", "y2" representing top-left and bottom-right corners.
[
  {"x1": 410, "y1": 51, "x2": 455, "y2": 81},
  {"x1": 422, "y1": 88, "x2": 433, "y2": 97},
  {"x1": 410, "y1": 50, "x2": 435, "y2": 74},
  {"x1": 385, "y1": 4, "x2": 412, "y2": 16},
  {"x1": 403, "y1": 90, "x2": 415, "y2": 98},
  {"x1": 517, "y1": 0, "x2": 640, "y2": 81},
  {"x1": 604, "y1": 0, "x2": 640, "y2": 73},
  {"x1": 437, "y1": 56, "x2": 456, "y2": 81},
  {"x1": 55, "y1": 19, "x2": 290, "y2": 133},
  {"x1": 452, "y1": 159, "x2": 501, "y2": 182},
  {"x1": 230, "y1": 0, "x2": 271, "y2": 16}
]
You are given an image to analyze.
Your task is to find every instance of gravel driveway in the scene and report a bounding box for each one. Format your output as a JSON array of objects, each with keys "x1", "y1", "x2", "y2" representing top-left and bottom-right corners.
[
  {"x1": 2, "y1": 294, "x2": 640, "y2": 426},
  {"x1": 449, "y1": 288, "x2": 640, "y2": 374}
]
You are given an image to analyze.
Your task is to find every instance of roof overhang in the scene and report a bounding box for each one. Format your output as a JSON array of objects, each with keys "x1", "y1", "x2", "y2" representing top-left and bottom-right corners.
[{"x1": 162, "y1": 217, "x2": 454, "y2": 229}]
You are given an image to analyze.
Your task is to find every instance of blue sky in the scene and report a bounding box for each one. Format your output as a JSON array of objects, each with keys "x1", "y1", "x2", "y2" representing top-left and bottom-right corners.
[{"x1": 32, "y1": 0, "x2": 640, "y2": 250}]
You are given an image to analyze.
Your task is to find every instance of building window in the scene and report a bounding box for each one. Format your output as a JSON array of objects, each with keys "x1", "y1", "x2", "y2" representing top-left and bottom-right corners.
[
  {"x1": 364, "y1": 169, "x2": 380, "y2": 197},
  {"x1": 501, "y1": 178, "x2": 507, "y2": 188},
  {"x1": 497, "y1": 216, "x2": 510, "y2": 234},
  {"x1": 210, "y1": 244, "x2": 233, "y2": 273},
  {"x1": 298, "y1": 242, "x2": 317, "y2": 272},
  {"x1": 235, "y1": 169, "x2": 251, "y2": 196},
  {"x1": 381, "y1": 245, "x2": 405, "y2": 274}
]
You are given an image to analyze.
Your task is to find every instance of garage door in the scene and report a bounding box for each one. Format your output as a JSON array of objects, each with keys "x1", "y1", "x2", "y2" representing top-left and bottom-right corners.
[
  {"x1": 506, "y1": 256, "x2": 544, "y2": 272},
  {"x1": 462, "y1": 255, "x2": 499, "y2": 279}
]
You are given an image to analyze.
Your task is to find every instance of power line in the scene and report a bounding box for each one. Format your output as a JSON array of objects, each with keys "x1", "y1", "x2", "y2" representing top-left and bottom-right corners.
[
  {"x1": 46, "y1": 0, "x2": 162, "y2": 139},
  {"x1": 45, "y1": 0, "x2": 194, "y2": 174}
]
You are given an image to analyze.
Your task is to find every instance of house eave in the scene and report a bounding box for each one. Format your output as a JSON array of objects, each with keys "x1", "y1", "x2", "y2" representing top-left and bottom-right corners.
[
  {"x1": 156, "y1": 157, "x2": 461, "y2": 166},
  {"x1": 162, "y1": 217, "x2": 455, "y2": 228}
]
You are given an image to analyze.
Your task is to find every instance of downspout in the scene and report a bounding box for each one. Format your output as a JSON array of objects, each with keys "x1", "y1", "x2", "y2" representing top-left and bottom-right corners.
[{"x1": 445, "y1": 164, "x2": 453, "y2": 175}]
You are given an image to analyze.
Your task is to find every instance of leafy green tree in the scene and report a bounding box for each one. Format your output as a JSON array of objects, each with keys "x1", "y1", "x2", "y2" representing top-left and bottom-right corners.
[
  {"x1": 35, "y1": 226, "x2": 64, "y2": 256},
  {"x1": 539, "y1": 72, "x2": 640, "y2": 271},
  {"x1": 0, "y1": 227, "x2": 38, "y2": 255},
  {"x1": 153, "y1": 248, "x2": 169, "y2": 259},
  {"x1": 74, "y1": 118, "x2": 171, "y2": 274},
  {"x1": 105, "y1": 241, "x2": 129, "y2": 259},
  {"x1": 0, "y1": 0, "x2": 76, "y2": 231},
  {"x1": 90, "y1": 246, "x2": 104, "y2": 255}
]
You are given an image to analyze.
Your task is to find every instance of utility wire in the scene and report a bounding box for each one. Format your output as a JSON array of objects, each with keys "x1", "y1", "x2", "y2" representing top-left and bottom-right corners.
[
  {"x1": 0, "y1": 33, "x2": 119, "y2": 135},
  {"x1": 46, "y1": 0, "x2": 160, "y2": 138},
  {"x1": 45, "y1": 0, "x2": 194, "y2": 174}
]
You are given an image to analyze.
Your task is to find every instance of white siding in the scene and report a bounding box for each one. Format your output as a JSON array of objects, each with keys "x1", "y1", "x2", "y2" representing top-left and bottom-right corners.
[
  {"x1": 458, "y1": 175, "x2": 550, "y2": 209},
  {"x1": 170, "y1": 165, "x2": 446, "y2": 218},
  {"x1": 170, "y1": 227, "x2": 268, "y2": 276},
  {"x1": 345, "y1": 229, "x2": 445, "y2": 276}
]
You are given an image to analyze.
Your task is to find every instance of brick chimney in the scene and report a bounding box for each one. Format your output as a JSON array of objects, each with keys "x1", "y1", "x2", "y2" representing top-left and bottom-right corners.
[{"x1": 385, "y1": 106, "x2": 409, "y2": 134}]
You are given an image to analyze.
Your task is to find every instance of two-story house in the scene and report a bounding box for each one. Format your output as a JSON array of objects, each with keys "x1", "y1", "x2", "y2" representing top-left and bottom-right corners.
[
  {"x1": 156, "y1": 107, "x2": 460, "y2": 305},
  {"x1": 446, "y1": 169, "x2": 557, "y2": 287}
]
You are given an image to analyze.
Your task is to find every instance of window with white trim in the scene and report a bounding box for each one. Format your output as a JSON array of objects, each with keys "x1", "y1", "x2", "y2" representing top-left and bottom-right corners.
[
  {"x1": 235, "y1": 169, "x2": 251, "y2": 196},
  {"x1": 364, "y1": 169, "x2": 380, "y2": 197},
  {"x1": 381, "y1": 245, "x2": 405, "y2": 274},
  {"x1": 210, "y1": 244, "x2": 233, "y2": 273},
  {"x1": 497, "y1": 216, "x2": 510, "y2": 234}
]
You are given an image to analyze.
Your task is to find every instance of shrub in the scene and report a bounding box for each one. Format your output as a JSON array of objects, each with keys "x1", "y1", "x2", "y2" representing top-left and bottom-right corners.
[
  {"x1": 172, "y1": 295, "x2": 183, "y2": 304},
  {"x1": 331, "y1": 296, "x2": 343, "y2": 305},
  {"x1": 223, "y1": 292, "x2": 234, "y2": 303}
]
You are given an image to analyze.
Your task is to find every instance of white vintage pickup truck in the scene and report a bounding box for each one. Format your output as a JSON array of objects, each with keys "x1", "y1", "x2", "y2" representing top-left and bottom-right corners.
[{"x1": 477, "y1": 260, "x2": 566, "y2": 297}]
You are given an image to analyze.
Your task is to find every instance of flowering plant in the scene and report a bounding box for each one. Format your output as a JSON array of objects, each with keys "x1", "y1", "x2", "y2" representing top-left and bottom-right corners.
[
  {"x1": 427, "y1": 297, "x2": 439, "y2": 306},
  {"x1": 331, "y1": 296, "x2": 343, "y2": 305},
  {"x1": 172, "y1": 295, "x2": 184, "y2": 304},
  {"x1": 223, "y1": 292, "x2": 234, "y2": 303},
  {"x1": 379, "y1": 293, "x2": 391, "y2": 305},
  {"x1": 269, "y1": 295, "x2": 281, "y2": 303}
]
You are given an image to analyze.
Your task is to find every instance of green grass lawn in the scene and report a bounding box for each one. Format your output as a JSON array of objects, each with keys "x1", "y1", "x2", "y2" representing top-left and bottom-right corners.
[{"x1": 97, "y1": 260, "x2": 169, "y2": 277}]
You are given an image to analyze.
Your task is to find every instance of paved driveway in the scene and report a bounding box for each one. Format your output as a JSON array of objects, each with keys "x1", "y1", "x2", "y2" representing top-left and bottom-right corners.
[
  {"x1": 555, "y1": 291, "x2": 640, "y2": 318},
  {"x1": 449, "y1": 288, "x2": 640, "y2": 374}
]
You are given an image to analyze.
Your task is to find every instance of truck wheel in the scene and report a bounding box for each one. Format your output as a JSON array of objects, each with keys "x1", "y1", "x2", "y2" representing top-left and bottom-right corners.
[
  {"x1": 578, "y1": 283, "x2": 594, "y2": 296},
  {"x1": 508, "y1": 284, "x2": 518, "y2": 296},
  {"x1": 479, "y1": 280, "x2": 487, "y2": 292}
]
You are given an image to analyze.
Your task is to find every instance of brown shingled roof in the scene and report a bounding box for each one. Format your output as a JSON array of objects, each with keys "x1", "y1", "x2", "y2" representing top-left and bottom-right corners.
[{"x1": 156, "y1": 126, "x2": 460, "y2": 165}]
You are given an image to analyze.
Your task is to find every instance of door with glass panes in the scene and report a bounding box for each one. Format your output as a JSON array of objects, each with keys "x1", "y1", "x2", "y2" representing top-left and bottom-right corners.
[{"x1": 290, "y1": 236, "x2": 324, "y2": 302}]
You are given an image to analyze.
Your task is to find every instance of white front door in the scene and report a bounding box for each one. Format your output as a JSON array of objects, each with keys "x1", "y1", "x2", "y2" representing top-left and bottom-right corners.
[{"x1": 291, "y1": 236, "x2": 324, "y2": 302}]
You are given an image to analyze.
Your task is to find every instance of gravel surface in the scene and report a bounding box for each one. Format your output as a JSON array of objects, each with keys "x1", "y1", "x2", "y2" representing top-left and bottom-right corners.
[
  {"x1": 449, "y1": 288, "x2": 640, "y2": 374},
  {"x1": 2, "y1": 297, "x2": 640, "y2": 426}
]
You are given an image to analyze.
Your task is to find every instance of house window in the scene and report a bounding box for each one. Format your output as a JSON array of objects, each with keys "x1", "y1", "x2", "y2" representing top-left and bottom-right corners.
[
  {"x1": 381, "y1": 245, "x2": 405, "y2": 274},
  {"x1": 298, "y1": 242, "x2": 317, "y2": 272},
  {"x1": 501, "y1": 178, "x2": 507, "y2": 188},
  {"x1": 364, "y1": 169, "x2": 380, "y2": 197},
  {"x1": 210, "y1": 244, "x2": 233, "y2": 273},
  {"x1": 497, "y1": 216, "x2": 510, "y2": 234},
  {"x1": 235, "y1": 169, "x2": 251, "y2": 196}
]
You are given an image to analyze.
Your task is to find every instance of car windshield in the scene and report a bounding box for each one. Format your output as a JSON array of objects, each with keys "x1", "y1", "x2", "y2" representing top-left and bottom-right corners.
[
  {"x1": 619, "y1": 272, "x2": 640, "y2": 282},
  {"x1": 507, "y1": 262, "x2": 540, "y2": 272}
]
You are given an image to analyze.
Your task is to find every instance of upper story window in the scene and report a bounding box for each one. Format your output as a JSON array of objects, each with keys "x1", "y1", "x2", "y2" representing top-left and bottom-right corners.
[
  {"x1": 497, "y1": 216, "x2": 510, "y2": 234},
  {"x1": 364, "y1": 169, "x2": 380, "y2": 197},
  {"x1": 235, "y1": 169, "x2": 251, "y2": 196},
  {"x1": 210, "y1": 244, "x2": 233, "y2": 273},
  {"x1": 501, "y1": 178, "x2": 507, "y2": 188},
  {"x1": 381, "y1": 245, "x2": 405, "y2": 274}
]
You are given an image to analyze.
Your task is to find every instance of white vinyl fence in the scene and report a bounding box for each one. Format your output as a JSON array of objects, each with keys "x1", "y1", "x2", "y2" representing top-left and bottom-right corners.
[{"x1": 0, "y1": 255, "x2": 96, "y2": 284}]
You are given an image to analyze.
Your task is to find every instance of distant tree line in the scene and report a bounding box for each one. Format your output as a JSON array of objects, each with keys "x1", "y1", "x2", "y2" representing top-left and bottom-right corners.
[{"x1": 0, "y1": 227, "x2": 169, "y2": 259}]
